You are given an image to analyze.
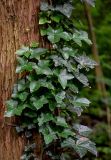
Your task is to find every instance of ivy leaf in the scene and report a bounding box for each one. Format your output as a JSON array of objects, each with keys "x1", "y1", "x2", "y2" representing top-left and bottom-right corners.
[
  {"x1": 74, "y1": 98, "x2": 91, "y2": 107},
  {"x1": 17, "y1": 79, "x2": 27, "y2": 92},
  {"x1": 40, "y1": 1, "x2": 49, "y2": 11},
  {"x1": 13, "y1": 104, "x2": 27, "y2": 116},
  {"x1": 54, "y1": 91, "x2": 66, "y2": 104},
  {"x1": 39, "y1": 126, "x2": 57, "y2": 145},
  {"x1": 73, "y1": 31, "x2": 92, "y2": 46},
  {"x1": 61, "y1": 137, "x2": 76, "y2": 149},
  {"x1": 60, "y1": 32, "x2": 72, "y2": 41},
  {"x1": 47, "y1": 27, "x2": 63, "y2": 43},
  {"x1": 61, "y1": 137, "x2": 97, "y2": 158},
  {"x1": 56, "y1": 3, "x2": 73, "y2": 18},
  {"x1": 58, "y1": 129, "x2": 75, "y2": 138},
  {"x1": 58, "y1": 69, "x2": 74, "y2": 89},
  {"x1": 40, "y1": 28, "x2": 47, "y2": 36},
  {"x1": 37, "y1": 113, "x2": 55, "y2": 126},
  {"x1": 16, "y1": 62, "x2": 35, "y2": 73},
  {"x1": 76, "y1": 137, "x2": 97, "y2": 158},
  {"x1": 5, "y1": 100, "x2": 18, "y2": 117},
  {"x1": 30, "y1": 48, "x2": 48, "y2": 59},
  {"x1": 74, "y1": 72, "x2": 89, "y2": 86},
  {"x1": 73, "y1": 124, "x2": 92, "y2": 137},
  {"x1": 16, "y1": 46, "x2": 30, "y2": 56},
  {"x1": 29, "y1": 81, "x2": 40, "y2": 93},
  {"x1": 33, "y1": 96, "x2": 48, "y2": 110},
  {"x1": 74, "y1": 55, "x2": 98, "y2": 69},
  {"x1": 33, "y1": 60, "x2": 52, "y2": 76},
  {"x1": 44, "y1": 134, "x2": 56, "y2": 145},
  {"x1": 51, "y1": 14, "x2": 61, "y2": 23},
  {"x1": 59, "y1": 46, "x2": 77, "y2": 59},
  {"x1": 56, "y1": 117, "x2": 68, "y2": 128},
  {"x1": 69, "y1": 106, "x2": 83, "y2": 117},
  {"x1": 39, "y1": 17, "x2": 51, "y2": 25},
  {"x1": 68, "y1": 83, "x2": 78, "y2": 93},
  {"x1": 17, "y1": 92, "x2": 29, "y2": 102}
]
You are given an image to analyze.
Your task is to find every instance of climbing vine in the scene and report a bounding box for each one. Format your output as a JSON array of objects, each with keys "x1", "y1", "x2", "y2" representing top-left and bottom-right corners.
[{"x1": 5, "y1": 0, "x2": 97, "y2": 159}]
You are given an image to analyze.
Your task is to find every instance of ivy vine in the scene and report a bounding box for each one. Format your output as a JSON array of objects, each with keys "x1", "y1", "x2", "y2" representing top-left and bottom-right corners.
[{"x1": 5, "y1": 0, "x2": 97, "y2": 159}]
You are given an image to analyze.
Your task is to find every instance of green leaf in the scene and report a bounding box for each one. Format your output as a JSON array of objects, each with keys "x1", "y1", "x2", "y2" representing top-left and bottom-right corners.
[
  {"x1": 56, "y1": 3, "x2": 73, "y2": 18},
  {"x1": 73, "y1": 31, "x2": 92, "y2": 46},
  {"x1": 58, "y1": 69, "x2": 74, "y2": 89},
  {"x1": 61, "y1": 137, "x2": 97, "y2": 158},
  {"x1": 74, "y1": 72, "x2": 89, "y2": 86},
  {"x1": 16, "y1": 46, "x2": 30, "y2": 56},
  {"x1": 40, "y1": 1, "x2": 49, "y2": 11},
  {"x1": 68, "y1": 106, "x2": 83, "y2": 117},
  {"x1": 47, "y1": 27, "x2": 63, "y2": 43},
  {"x1": 74, "y1": 55, "x2": 98, "y2": 69},
  {"x1": 44, "y1": 134, "x2": 55, "y2": 145},
  {"x1": 76, "y1": 137, "x2": 97, "y2": 158},
  {"x1": 37, "y1": 113, "x2": 55, "y2": 126},
  {"x1": 54, "y1": 91, "x2": 65, "y2": 104},
  {"x1": 74, "y1": 98, "x2": 91, "y2": 107},
  {"x1": 29, "y1": 81, "x2": 41, "y2": 93},
  {"x1": 40, "y1": 28, "x2": 47, "y2": 36},
  {"x1": 13, "y1": 104, "x2": 26, "y2": 116},
  {"x1": 33, "y1": 96, "x2": 48, "y2": 110},
  {"x1": 17, "y1": 79, "x2": 27, "y2": 92},
  {"x1": 39, "y1": 17, "x2": 51, "y2": 24},
  {"x1": 58, "y1": 129, "x2": 75, "y2": 138},
  {"x1": 39, "y1": 126, "x2": 57, "y2": 144},
  {"x1": 16, "y1": 62, "x2": 35, "y2": 73},
  {"x1": 68, "y1": 83, "x2": 78, "y2": 93},
  {"x1": 56, "y1": 117, "x2": 68, "y2": 128},
  {"x1": 51, "y1": 15, "x2": 61, "y2": 23},
  {"x1": 18, "y1": 92, "x2": 29, "y2": 102},
  {"x1": 30, "y1": 48, "x2": 48, "y2": 59},
  {"x1": 49, "y1": 101, "x2": 56, "y2": 111},
  {"x1": 61, "y1": 32, "x2": 72, "y2": 41},
  {"x1": 73, "y1": 124, "x2": 92, "y2": 137},
  {"x1": 5, "y1": 100, "x2": 18, "y2": 117},
  {"x1": 59, "y1": 46, "x2": 77, "y2": 59},
  {"x1": 33, "y1": 60, "x2": 52, "y2": 76}
]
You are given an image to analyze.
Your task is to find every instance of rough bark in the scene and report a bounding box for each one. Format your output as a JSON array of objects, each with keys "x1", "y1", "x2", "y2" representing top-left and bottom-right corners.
[{"x1": 0, "y1": 0, "x2": 41, "y2": 159}]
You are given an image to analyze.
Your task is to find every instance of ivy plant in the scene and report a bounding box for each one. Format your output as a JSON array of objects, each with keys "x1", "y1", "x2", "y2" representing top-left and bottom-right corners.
[{"x1": 5, "y1": 0, "x2": 97, "y2": 159}]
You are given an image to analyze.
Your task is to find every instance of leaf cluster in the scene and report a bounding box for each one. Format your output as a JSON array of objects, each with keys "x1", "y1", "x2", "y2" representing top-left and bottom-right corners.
[{"x1": 5, "y1": 0, "x2": 97, "y2": 159}]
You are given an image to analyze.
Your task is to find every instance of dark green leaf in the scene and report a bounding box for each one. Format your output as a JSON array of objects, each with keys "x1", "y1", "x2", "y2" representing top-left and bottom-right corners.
[
  {"x1": 56, "y1": 116, "x2": 68, "y2": 128},
  {"x1": 74, "y1": 55, "x2": 98, "y2": 69},
  {"x1": 54, "y1": 91, "x2": 65, "y2": 104},
  {"x1": 40, "y1": 1, "x2": 49, "y2": 11},
  {"x1": 59, "y1": 46, "x2": 77, "y2": 59},
  {"x1": 18, "y1": 92, "x2": 28, "y2": 102},
  {"x1": 37, "y1": 113, "x2": 55, "y2": 126},
  {"x1": 74, "y1": 72, "x2": 89, "y2": 86},
  {"x1": 30, "y1": 48, "x2": 48, "y2": 59},
  {"x1": 73, "y1": 124, "x2": 92, "y2": 137},
  {"x1": 33, "y1": 96, "x2": 48, "y2": 110},
  {"x1": 58, "y1": 69, "x2": 74, "y2": 89},
  {"x1": 47, "y1": 27, "x2": 63, "y2": 43}
]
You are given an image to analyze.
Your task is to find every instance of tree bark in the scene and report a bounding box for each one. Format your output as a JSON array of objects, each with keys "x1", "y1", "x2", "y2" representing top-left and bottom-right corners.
[{"x1": 0, "y1": 0, "x2": 41, "y2": 159}]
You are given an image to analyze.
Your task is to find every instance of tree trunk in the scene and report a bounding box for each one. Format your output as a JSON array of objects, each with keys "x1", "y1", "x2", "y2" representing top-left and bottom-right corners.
[
  {"x1": 0, "y1": 0, "x2": 41, "y2": 159},
  {"x1": 84, "y1": 2, "x2": 111, "y2": 137}
]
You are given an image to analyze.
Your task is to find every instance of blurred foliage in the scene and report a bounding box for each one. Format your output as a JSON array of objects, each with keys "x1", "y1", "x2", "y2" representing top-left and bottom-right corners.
[{"x1": 72, "y1": 0, "x2": 111, "y2": 159}]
